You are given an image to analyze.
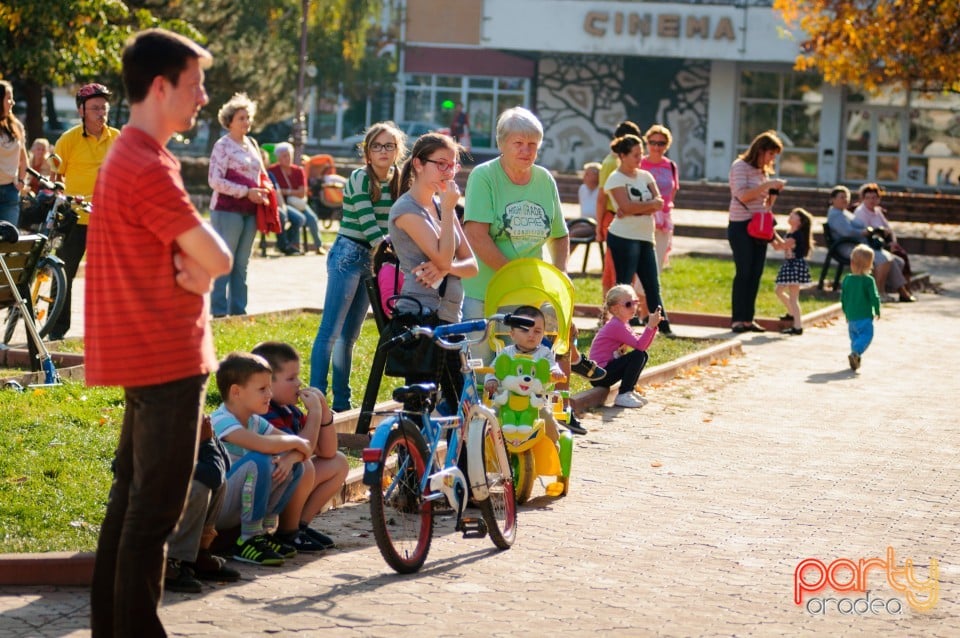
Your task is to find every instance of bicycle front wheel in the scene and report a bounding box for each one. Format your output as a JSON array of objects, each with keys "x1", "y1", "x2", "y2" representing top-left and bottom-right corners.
[
  {"x1": 368, "y1": 418, "x2": 434, "y2": 573},
  {"x1": 476, "y1": 416, "x2": 517, "y2": 549},
  {"x1": 34, "y1": 260, "x2": 67, "y2": 339}
]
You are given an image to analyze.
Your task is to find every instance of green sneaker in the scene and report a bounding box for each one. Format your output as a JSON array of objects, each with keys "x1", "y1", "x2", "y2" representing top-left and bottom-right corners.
[{"x1": 233, "y1": 535, "x2": 285, "y2": 566}]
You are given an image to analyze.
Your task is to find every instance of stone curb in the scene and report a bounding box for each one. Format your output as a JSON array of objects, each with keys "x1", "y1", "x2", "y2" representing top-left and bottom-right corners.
[{"x1": 570, "y1": 337, "x2": 744, "y2": 412}]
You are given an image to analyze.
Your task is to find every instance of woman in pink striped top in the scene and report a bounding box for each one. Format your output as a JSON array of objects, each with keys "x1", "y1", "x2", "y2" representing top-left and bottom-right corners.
[{"x1": 727, "y1": 130, "x2": 786, "y2": 333}]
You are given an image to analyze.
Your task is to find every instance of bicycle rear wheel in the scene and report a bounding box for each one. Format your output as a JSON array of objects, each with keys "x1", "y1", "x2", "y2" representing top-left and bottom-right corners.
[
  {"x1": 476, "y1": 416, "x2": 517, "y2": 549},
  {"x1": 511, "y1": 449, "x2": 536, "y2": 505},
  {"x1": 2, "y1": 308, "x2": 19, "y2": 345},
  {"x1": 368, "y1": 418, "x2": 434, "y2": 573}
]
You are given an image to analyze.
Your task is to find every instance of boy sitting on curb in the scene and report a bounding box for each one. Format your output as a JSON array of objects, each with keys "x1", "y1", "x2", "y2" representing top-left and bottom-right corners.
[
  {"x1": 212, "y1": 352, "x2": 313, "y2": 566},
  {"x1": 252, "y1": 341, "x2": 350, "y2": 552}
]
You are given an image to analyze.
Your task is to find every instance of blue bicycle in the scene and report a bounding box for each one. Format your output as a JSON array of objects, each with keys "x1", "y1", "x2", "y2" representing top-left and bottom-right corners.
[{"x1": 361, "y1": 313, "x2": 528, "y2": 573}]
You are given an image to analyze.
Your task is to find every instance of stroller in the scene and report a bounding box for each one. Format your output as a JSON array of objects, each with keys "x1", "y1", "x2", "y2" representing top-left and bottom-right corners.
[
  {"x1": 305, "y1": 154, "x2": 345, "y2": 229},
  {"x1": 484, "y1": 258, "x2": 575, "y2": 502}
]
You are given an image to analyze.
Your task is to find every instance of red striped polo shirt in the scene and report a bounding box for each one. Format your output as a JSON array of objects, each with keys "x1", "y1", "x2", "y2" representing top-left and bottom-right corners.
[{"x1": 85, "y1": 126, "x2": 217, "y2": 387}]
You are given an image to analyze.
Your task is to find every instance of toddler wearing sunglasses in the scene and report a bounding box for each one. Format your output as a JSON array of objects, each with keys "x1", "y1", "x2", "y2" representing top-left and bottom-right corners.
[{"x1": 588, "y1": 284, "x2": 661, "y2": 408}]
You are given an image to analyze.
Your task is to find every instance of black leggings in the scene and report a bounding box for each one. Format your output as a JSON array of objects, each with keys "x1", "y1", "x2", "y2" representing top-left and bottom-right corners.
[
  {"x1": 727, "y1": 220, "x2": 768, "y2": 323},
  {"x1": 591, "y1": 350, "x2": 648, "y2": 395}
]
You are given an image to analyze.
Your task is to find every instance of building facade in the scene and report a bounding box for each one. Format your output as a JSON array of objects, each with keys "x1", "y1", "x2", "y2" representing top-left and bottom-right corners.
[{"x1": 393, "y1": 0, "x2": 960, "y2": 192}]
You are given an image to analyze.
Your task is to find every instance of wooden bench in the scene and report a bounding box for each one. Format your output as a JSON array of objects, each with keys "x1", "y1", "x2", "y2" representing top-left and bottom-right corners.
[{"x1": 817, "y1": 223, "x2": 861, "y2": 291}]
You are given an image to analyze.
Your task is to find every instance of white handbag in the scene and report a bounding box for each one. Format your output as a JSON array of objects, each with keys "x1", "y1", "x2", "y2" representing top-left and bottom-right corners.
[{"x1": 286, "y1": 195, "x2": 308, "y2": 211}]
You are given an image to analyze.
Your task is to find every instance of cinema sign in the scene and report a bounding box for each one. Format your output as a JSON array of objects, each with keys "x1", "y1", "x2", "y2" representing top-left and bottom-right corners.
[
  {"x1": 583, "y1": 11, "x2": 736, "y2": 42},
  {"x1": 482, "y1": 0, "x2": 799, "y2": 62}
]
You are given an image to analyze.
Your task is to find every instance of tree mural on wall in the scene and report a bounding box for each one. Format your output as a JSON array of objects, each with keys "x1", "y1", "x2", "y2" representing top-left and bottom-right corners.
[
  {"x1": 624, "y1": 57, "x2": 710, "y2": 180},
  {"x1": 537, "y1": 54, "x2": 709, "y2": 179},
  {"x1": 538, "y1": 55, "x2": 634, "y2": 172}
]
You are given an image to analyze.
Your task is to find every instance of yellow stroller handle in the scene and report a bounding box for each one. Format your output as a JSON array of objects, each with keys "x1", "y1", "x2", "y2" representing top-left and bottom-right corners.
[{"x1": 483, "y1": 258, "x2": 574, "y2": 355}]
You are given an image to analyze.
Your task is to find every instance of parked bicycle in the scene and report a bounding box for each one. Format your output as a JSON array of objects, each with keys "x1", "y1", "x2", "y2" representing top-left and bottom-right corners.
[
  {"x1": 361, "y1": 313, "x2": 529, "y2": 573},
  {"x1": 4, "y1": 166, "x2": 83, "y2": 344}
]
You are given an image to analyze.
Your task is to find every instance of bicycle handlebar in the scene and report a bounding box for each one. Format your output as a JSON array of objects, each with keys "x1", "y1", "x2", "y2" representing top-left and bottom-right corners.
[
  {"x1": 25, "y1": 167, "x2": 64, "y2": 193},
  {"x1": 381, "y1": 313, "x2": 535, "y2": 353}
]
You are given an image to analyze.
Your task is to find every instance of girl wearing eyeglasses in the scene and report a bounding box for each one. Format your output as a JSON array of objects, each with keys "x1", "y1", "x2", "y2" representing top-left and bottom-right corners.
[
  {"x1": 309, "y1": 121, "x2": 406, "y2": 411},
  {"x1": 588, "y1": 284, "x2": 662, "y2": 409},
  {"x1": 387, "y1": 133, "x2": 478, "y2": 407}
]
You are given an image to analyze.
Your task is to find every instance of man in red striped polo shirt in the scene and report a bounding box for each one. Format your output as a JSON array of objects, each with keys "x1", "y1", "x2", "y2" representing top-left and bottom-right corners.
[{"x1": 86, "y1": 29, "x2": 232, "y2": 637}]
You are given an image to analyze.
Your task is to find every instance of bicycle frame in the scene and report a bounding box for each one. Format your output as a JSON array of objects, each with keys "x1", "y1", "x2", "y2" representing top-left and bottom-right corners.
[
  {"x1": 362, "y1": 316, "x2": 518, "y2": 515},
  {"x1": 362, "y1": 313, "x2": 525, "y2": 572}
]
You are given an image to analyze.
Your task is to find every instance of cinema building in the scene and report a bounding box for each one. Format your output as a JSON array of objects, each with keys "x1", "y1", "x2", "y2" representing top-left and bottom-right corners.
[{"x1": 391, "y1": 0, "x2": 960, "y2": 191}]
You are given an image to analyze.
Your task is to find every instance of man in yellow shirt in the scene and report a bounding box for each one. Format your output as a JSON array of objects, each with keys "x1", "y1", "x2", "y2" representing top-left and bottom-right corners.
[{"x1": 50, "y1": 83, "x2": 121, "y2": 341}]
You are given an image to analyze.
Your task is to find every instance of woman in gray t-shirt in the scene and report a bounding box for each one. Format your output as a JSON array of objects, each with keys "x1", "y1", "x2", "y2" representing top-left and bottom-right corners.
[
  {"x1": 388, "y1": 134, "x2": 477, "y2": 322},
  {"x1": 386, "y1": 133, "x2": 477, "y2": 407}
]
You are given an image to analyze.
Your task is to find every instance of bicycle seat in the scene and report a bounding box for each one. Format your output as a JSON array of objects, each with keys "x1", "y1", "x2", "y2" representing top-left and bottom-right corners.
[{"x1": 392, "y1": 383, "x2": 437, "y2": 406}]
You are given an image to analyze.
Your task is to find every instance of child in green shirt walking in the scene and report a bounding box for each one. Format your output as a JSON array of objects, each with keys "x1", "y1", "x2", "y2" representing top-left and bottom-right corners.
[{"x1": 841, "y1": 245, "x2": 881, "y2": 371}]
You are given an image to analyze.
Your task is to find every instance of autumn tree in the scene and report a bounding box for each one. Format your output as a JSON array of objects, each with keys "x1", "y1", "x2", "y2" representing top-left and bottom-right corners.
[
  {"x1": 2, "y1": 0, "x2": 389, "y2": 145},
  {"x1": 165, "y1": 0, "x2": 300, "y2": 142},
  {"x1": 0, "y1": 0, "x2": 133, "y2": 141},
  {"x1": 164, "y1": 0, "x2": 388, "y2": 147},
  {"x1": 774, "y1": 0, "x2": 960, "y2": 93},
  {"x1": 306, "y1": 0, "x2": 395, "y2": 133}
]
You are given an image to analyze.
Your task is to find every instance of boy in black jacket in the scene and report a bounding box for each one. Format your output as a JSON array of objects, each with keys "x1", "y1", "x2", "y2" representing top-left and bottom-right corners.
[{"x1": 165, "y1": 416, "x2": 242, "y2": 593}]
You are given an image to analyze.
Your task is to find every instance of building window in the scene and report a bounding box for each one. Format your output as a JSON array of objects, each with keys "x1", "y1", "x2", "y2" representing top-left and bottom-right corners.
[
  {"x1": 737, "y1": 69, "x2": 823, "y2": 182},
  {"x1": 907, "y1": 92, "x2": 960, "y2": 189},
  {"x1": 843, "y1": 88, "x2": 960, "y2": 189},
  {"x1": 400, "y1": 74, "x2": 529, "y2": 150}
]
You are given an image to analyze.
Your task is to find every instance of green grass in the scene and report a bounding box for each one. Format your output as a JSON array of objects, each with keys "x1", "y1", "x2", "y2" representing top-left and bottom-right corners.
[
  {"x1": 569, "y1": 254, "x2": 836, "y2": 319},
  {"x1": 0, "y1": 254, "x2": 823, "y2": 553}
]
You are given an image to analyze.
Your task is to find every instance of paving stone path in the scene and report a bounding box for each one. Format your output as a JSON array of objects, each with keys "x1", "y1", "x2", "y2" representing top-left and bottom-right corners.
[{"x1": 1, "y1": 227, "x2": 957, "y2": 637}]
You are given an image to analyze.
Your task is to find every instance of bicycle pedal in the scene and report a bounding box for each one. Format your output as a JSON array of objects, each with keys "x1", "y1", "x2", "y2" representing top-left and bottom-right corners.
[{"x1": 459, "y1": 516, "x2": 487, "y2": 539}]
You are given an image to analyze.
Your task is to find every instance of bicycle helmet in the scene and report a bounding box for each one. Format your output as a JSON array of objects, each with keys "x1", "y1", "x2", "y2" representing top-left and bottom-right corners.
[{"x1": 76, "y1": 83, "x2": 112, "y2": 108}]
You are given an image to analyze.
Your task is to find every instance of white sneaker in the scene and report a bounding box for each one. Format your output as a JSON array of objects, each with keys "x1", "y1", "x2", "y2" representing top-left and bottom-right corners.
[{"x1": 614, "y1": 391, "x2": 647, "y2": 408}]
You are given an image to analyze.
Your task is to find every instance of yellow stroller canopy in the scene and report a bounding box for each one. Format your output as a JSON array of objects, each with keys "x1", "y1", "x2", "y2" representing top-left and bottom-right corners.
[{"x1": 484, "y1": 258, "x2": 575, "y2": 355}]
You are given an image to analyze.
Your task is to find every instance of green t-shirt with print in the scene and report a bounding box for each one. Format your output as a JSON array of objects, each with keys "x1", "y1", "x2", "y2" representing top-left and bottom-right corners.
[{"x1": 462, "y1": 158, "x2": 568, "y2": 299}]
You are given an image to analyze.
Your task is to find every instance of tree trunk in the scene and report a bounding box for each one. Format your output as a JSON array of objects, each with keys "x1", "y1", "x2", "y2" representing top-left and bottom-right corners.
[{"x1": 23, "y1": 80, "x2": 45, "y2": 144}]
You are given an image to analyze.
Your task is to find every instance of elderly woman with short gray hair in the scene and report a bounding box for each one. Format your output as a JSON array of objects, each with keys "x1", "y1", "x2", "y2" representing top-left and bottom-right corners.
[
  {"x1": 462, "y1": 107, "x2": 570, "y2": 333},
  {"x1": 268, "y1": 141, "x2": 322, "y2": 254},
  {"x1": 208, "y1": 92, "x2": 271, "y2": 316}
]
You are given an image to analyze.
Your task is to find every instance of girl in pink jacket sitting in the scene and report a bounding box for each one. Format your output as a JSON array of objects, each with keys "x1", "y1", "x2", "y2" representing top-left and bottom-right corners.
[{"x1": 588, "y1": 284, "x2": 661, "y2": 409}]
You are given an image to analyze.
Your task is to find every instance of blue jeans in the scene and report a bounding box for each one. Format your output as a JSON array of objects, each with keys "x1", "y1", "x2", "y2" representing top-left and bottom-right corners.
[
  {"x1": 210, "y1": 210, "x2": 258, "y2": 316},
  {"x1": 283, "y1": 207, "x2": 305, "y2": 248},
  {"x1": 0, "y1": 183, "x2": 19, "y2": 226},
  {"x1": 606, "y1": 233, "x2": 668, "y2": 322},
  {"x1": 727, "y1": 220, "x2": 768, "y2": 324},
  {"x1": 310, "y1": 235, "x2": 372, "y2": 410},
  {"x1": 848, "y1": 318, "x2": 874, "y2": 355},
  {"x1": 90, "y1": 374, "x2": 208, "y2": 638},
  {"x1": 301, "y1": 204, "x2": 321, "y2": 248},
  {"x1": 217, "y1": 452, "x2": 303, "y2": 530}
]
